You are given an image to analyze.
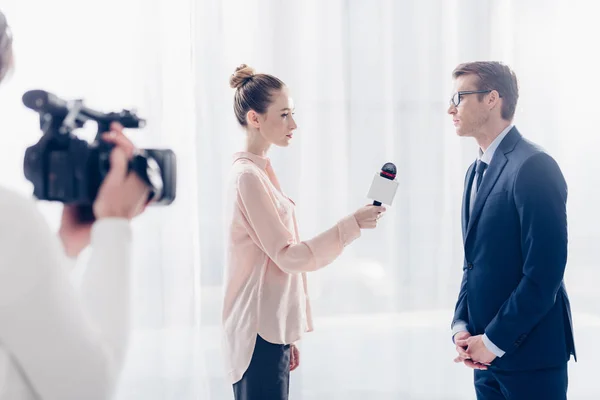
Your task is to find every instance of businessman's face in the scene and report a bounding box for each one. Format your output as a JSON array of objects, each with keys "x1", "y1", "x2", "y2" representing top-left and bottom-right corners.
[{"x1": 447, "y1": 74, "x2": 488, "y2": 138}]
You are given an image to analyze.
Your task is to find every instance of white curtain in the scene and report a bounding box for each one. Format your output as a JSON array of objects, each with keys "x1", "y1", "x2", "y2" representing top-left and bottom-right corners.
[{"x1": 1, "y1": 0, "x2": 599, "y2": 399}]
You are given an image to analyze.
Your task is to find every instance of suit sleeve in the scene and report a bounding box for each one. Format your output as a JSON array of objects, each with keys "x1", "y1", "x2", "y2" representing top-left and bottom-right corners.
[
  {"x1": 452, "y1": 271, "x2": 470, "y2": 335},
  {"x1": 484, "y1": 152, "x2": 568, "y2": 354}
]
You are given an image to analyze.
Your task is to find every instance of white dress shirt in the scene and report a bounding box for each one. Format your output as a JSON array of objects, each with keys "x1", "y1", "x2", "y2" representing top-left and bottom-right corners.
[{"x1": 469, "y1": 124, "x2": 514, "y2": 214}]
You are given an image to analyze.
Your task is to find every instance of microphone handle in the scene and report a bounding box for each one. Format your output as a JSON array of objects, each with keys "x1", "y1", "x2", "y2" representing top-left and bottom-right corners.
[{"x1": 373, "y1": 200, "x2": 382, "y2": 206}]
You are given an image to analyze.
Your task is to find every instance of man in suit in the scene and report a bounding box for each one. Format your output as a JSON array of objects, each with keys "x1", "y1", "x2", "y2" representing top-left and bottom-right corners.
[{"x1": 448, "y1": 61, "x2": 576, "y2": 400}]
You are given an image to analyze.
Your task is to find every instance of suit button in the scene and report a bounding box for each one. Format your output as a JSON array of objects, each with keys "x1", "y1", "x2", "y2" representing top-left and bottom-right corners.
[{"x1": 467, "y1": 263, "x2": 474, "y2": 270}]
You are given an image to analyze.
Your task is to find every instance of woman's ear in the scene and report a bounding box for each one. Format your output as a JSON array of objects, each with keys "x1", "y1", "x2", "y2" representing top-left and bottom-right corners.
[{"x1": 246, "y1": 110, "x2": 261, "y2": 129}]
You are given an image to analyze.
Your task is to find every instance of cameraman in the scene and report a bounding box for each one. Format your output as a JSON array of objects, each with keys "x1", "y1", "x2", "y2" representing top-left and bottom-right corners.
[{"x1": 0, "y1": 11, "x2": 150, "y2": 400}]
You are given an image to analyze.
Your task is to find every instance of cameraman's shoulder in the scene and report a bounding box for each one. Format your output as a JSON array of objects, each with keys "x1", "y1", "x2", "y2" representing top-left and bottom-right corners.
[
  {"x1": 0, "y1": 186, "x2": 44, "y2": 226},
  {"x1": 0, "y1": 187, "x2": 60, "y2": 300},
  {"x1": 0, "y1": 186, "x2": 39, "y2": 217},
  {"x1": 0, "y1": 186, "x2": 45, "y2": 258}
]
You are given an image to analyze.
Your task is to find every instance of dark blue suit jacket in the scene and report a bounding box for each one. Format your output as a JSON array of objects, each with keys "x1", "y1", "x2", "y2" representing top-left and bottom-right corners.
[{"x1": 452, "y1": 127, "x2": 576, "y2": 371}]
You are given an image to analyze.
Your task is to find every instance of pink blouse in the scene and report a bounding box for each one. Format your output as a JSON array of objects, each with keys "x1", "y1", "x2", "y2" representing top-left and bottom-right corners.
[{"x1": 221, "y1": 152, "x2": 361, "y2": 384}]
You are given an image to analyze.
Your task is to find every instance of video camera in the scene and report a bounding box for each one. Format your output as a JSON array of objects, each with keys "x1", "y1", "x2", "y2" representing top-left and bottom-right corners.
[{"x1": 22, "y1": 90, "x2": 176, "y2": 219}]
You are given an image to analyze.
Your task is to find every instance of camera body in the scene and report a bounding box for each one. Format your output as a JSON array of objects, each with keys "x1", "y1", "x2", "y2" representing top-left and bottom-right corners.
[{"x1": 22, "y1": 90, "x2": 176, "y2": 211}]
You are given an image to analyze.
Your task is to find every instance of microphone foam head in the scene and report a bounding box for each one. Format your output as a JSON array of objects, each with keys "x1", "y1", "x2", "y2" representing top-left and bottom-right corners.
[{"x1": 380, "y1": 162, "x2": 397, "y2": 179}]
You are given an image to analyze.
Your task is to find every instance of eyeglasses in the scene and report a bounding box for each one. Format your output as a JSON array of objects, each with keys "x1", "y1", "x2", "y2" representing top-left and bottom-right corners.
[{"x1": 450, "y1": 90, "x2": 493, "y2": 107}]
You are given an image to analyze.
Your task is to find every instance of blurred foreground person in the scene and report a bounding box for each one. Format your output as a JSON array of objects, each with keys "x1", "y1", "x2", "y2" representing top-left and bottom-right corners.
[{"x1": 0, "y1": 10, "x2": 151, "y2": 400}]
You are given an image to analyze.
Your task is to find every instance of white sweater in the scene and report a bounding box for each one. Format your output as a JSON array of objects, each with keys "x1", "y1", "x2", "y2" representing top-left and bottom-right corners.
[{"x1": 0, "y1": 186, "x2": 133, "y2": 400}]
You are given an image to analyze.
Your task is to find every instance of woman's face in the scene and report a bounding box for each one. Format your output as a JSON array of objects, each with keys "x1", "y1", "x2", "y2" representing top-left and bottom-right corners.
[{"x1": 255, "y1": 86, "x2": 297, "y2": 147}]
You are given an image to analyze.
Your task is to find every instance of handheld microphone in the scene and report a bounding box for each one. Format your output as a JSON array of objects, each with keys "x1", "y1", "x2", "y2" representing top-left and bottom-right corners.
[{"x1": 367, "y1": 162, "x2": 398, "y2": 206}]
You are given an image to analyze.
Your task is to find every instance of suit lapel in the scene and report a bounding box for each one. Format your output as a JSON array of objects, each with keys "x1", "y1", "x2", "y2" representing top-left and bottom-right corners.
[
  {"x1": 462, "y1": 162, "x2": 476, "y2": 241},
  {"x1": 465, "y1": 152, "x2": 508, "y2": 239},
  {"x1": 464, "y1": 127, "x2": 522, "y2": 243}
]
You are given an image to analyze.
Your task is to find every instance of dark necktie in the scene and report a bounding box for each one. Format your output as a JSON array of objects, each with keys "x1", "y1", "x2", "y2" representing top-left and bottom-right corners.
[{"x1": 475, "y1": 160, "x2": 488, "y2": 193}]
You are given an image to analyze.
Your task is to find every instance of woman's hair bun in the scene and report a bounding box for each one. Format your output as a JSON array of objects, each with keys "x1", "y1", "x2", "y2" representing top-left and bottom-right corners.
[{"x1": 229, "y1": 64, "x2": 256, "y2": 89}]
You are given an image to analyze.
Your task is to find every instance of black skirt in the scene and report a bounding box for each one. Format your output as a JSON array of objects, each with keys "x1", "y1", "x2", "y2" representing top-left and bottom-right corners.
[{"x1": 232, "y1": 335, "x2": 291, "y2": 400}]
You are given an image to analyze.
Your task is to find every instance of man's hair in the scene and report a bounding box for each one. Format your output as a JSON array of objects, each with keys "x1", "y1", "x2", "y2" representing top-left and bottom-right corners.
[
  {"x1": 453, "y1": 61, "x2": 519, "y2": 121},
  {"x1": 0, "y1": 10, "x2": 13, "y2": 83}
]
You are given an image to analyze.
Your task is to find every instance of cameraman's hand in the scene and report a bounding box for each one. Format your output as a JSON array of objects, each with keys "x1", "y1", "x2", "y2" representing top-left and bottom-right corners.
[
  {"x1": 93, "y1": 123, "x2": 150, "y2": 220},
  {"x1": 59, "y1": 123, "x2": 149, "y2": 258},
  {"x1": 353, "y1": 204, "x2": 386, "y2": 229}
]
